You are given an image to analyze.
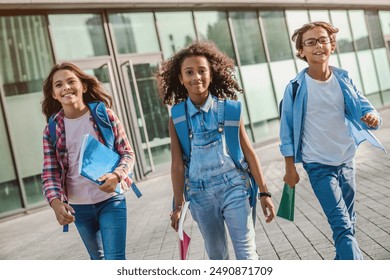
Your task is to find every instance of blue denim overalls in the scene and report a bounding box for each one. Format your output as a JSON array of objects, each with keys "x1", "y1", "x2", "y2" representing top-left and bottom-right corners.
[{"x1": 184, "y1": 95, "x2": 257, "y2": 260}]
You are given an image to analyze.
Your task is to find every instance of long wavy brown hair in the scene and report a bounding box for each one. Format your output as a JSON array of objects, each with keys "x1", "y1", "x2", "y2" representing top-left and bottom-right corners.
[
  {"x1": 292, "y1": 21, "x2": 339, "y2": 62},
  {"x1": 41, "y1": 62, "x2": 112, "y2": 122},
  {"x1": 156, "y1": 41, "x2": 243, "y2": 105}
]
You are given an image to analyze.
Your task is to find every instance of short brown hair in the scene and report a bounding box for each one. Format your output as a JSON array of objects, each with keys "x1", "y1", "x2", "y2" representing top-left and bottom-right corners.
[{"x1": 292, "y1": 21, "x2": 339, "y2": 61}]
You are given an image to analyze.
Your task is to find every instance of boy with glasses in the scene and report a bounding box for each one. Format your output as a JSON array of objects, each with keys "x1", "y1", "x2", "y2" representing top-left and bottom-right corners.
[{"x1": 279, "y1": 21, "x2": 385, "y2": 259}]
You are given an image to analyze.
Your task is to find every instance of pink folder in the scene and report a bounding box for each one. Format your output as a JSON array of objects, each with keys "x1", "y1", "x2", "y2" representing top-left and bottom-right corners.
[
  {"x1": 180, "y1": 230, "x2": 191, "y2": 260},
  {"x1": 178, "y1": 201, "x2": 191, "y2": 260}
]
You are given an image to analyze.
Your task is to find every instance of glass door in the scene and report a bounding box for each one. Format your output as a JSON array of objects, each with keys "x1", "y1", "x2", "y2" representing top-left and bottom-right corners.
[
  {"x1": 67, "y1": 59, "x2": 120, "y2": 109},
  {"x1": 119, "y1": 54, "x2": 170, "y2": 176}
]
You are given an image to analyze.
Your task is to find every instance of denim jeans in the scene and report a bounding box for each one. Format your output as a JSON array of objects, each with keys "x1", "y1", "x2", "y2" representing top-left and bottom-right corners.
[
  {"x1": 187, "y1": 128, "x2": 257, "y2": 260},
  {"x1": 303, "y1": 161, "x2": 363, "y2": 260},
  {"x1": 70, "y1": 194, "x2": 127, "y2": 260},
  {"x1": 187, "y1": 169, "x2": 257, "y2": 260}
]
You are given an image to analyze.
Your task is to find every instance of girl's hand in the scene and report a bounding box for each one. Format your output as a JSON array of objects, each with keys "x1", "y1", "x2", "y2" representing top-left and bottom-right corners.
[
  {"x1": 259, "y1": 197, "x2": 275, "y2": 223},
  {"x1": 361, "y1": 113, "x2": 379, "y2": 128},
  {"x1": 170, "y1": 207, "x2": 182, "y2": 232},
  {"x1": 98, "y1": 172, "x2": 120, "y2": 193},
  {"x1": 51, "y1": 199, "x2": 75, "y2": 226}
]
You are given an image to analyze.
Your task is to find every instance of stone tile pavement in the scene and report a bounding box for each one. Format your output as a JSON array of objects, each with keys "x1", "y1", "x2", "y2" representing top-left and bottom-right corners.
[{"x1": 0, "y1": 107, "x2": 389, "y2": 260}]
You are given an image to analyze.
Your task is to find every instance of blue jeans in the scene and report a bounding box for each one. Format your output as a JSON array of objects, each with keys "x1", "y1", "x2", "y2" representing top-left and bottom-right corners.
[
  {"x1": 187, "y1": 169, "x2": 258, "y2": 260},
  {"x1": 70, "y1": 194, "x2": 127, "y2": 260},
  {"x1": 303, "y1": 161, "x2": 363, "y2": 260}
]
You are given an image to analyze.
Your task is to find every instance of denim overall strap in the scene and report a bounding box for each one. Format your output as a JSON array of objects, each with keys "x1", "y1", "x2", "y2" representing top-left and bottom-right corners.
[
  {"x1": 217, "y1": 99, "x2": 225, "y2": 133},
  {"x1": 186, "y1": 104, "x2": 194, "y2": 142}
]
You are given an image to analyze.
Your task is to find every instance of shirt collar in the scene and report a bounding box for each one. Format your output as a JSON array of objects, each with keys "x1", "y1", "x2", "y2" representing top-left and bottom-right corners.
[{"x1": 186, "y1": 93, "x2": 214, "y2": 117}]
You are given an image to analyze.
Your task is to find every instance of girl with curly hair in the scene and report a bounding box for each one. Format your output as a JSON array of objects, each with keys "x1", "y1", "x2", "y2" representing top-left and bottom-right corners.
[
  {"x1": 157, "y1": 41, "x2": 275, "y2": 260},
  {"x1": 41, "y1": 62, "x2": 136, "y2": 259}
]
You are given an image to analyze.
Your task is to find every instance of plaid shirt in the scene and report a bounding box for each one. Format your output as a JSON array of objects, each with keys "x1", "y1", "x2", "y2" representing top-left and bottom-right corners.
[{"x1": 41, "y1": 107, "x2": 135, "y2": 204}]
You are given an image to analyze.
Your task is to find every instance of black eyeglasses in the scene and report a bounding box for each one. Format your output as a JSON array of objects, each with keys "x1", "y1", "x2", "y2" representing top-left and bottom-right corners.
[{"x1": 302, "y1": 36, "x2": 332, "y2": 47}]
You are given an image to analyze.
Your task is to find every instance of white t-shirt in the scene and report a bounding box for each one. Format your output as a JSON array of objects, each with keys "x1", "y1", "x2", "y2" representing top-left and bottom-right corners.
[
  {"x1": 302, "y1": 72, "x2": 356, "y2": 166},
  {"x1": 64, "y1": 111, "x2": 115, "y2": 204}
]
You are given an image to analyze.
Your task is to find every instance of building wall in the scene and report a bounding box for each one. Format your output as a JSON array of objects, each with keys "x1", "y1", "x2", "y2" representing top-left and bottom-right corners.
[
  {"x1": 1, "y1": 1, "x2": 390, "y2": 10},
  {"x1": 0, "y1": 4, "x2": 390, "y2": 218}
]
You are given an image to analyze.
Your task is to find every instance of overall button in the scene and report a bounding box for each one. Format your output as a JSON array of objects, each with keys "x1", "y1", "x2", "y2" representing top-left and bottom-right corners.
[{"x1": 218, "y1": 127, "x2": 223, "y2": 132}]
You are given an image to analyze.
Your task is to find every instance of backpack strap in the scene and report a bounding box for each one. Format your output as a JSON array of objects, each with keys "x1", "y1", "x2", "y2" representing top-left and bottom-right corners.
[
  {"x1": 87, "y1": 101, "x2": 141, "y2": 198},
  {"x1": 224, "y1": 99, "x2": 245, "y2": 169},
  {"x1": 87, "y1": 101, "x2": 115, "y2": 150},
  {"x1": 279, "y1": 80, "x2": 298, "y2": 118},
  {"x1": 171, "y1": 101, "x2": 190, "y2": 159},
  {"x1": 48, "y1": 115, "x2": 58, "y2": 148},
  {"x1": 224, "y1": 99, "x2": 257, "y2": 220},
  {"x1": 292, "y1": 81, "x2": 298, "y2": 101}
]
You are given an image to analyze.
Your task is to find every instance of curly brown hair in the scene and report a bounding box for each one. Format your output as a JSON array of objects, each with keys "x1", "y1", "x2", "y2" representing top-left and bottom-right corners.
[
  {"x1": 292, "y1": 21, "x2": 339, "y2": 62},
  {"x1": 156, "y1": 41, "x2": 243, "y2": 105},
  {"x1": 41, "y1": 62, "x2": 113, "y2": 122}
]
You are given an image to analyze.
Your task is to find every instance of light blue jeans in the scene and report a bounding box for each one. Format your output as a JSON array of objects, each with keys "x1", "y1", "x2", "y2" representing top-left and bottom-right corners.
[
  {"x1": 70, "y1": 194, "x2": 127, "y2": 260},
  {"x1": 303, "y1": 161, "x2": 363, "y2": 260},
  {"x1": 187, "y1": 128, "x2": 257, "y2": 260}
]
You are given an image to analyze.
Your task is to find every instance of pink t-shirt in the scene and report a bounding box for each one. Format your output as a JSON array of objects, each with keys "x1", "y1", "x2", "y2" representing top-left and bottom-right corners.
[{"x1": 64, "y1": 111, "x2": 116, "y2": 204}]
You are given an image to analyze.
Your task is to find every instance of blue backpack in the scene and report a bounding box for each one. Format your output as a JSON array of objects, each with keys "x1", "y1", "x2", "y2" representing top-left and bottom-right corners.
[
  {"x1": 48, "y1": 101, "x2": 142, "y2": 198},
  {"x1": 171, "y1": 98, "x2": 258, "y2": 223}
]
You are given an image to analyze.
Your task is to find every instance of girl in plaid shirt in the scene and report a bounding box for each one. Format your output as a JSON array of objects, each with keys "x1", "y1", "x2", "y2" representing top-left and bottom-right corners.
[{"x1": 41, "y1": 62, "x2": 135, "y2": 260}]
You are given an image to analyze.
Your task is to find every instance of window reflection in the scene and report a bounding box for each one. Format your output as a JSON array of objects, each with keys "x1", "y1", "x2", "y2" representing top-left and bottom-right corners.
[
  {"x1": 366, "y1": 11, "x2": 385, "y2": 49},
  {"x1": 330, "y1": 11, "x2": 354, "y2": 53},
  {"x1": 338, "y1": 52, "x2": 364, "y2": 92},
  {"x1": 285, "y1": 10, "x2": 310, "y2": 71},
  {"x1": 349, "y1": 10, "x2": 370, "y2": 51},
  {"x1": 230, "y1": 11, "x2": 279, "y2": 142},
  {"x1": 230, "y1": 11, "x2": 266, "y2": 64},
  {"x1": 194, "y1": 11, "x2": 236, "y2": 62},
  {"x1": 0, "y1": 16, "x2": 53, "y2": 96},
  {"x1": 155, "y1": 12, "x2": 196, "y2": 59},
  {"x1": 0, "y1": 15, "x2": 53, "y2": 211},
  {"x1": 109, "y1": 13, "x2": 159, "y2": 54},
  {"x1": 127, "y1": 63, "x2": 170, "y2": 166},
  {"x1": 0, "y1": 91, "x2": 23, "y2": 213},
  {"x1": 49, "y1": 14, "x2": 108, "y2": 60},
  {"x1": 261, "y1": 11, "x2": 292, "y2": 61},
  {"x1": 379, "y1": 11, "x2": 390, "y2": 50},
  {"x1": 357, "y1": 50, "x2": 380, "y2": 95}
]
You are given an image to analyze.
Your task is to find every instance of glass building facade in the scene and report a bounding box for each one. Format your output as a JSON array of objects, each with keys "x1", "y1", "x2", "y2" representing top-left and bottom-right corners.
[{"x1": 1, "y1": 4, "x2": 390, "y2": 218}]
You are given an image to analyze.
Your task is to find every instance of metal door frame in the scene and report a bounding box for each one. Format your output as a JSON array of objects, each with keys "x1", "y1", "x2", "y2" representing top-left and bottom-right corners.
[{"x1": 116, "y1": 53, "x2": 164, "y2": 177}]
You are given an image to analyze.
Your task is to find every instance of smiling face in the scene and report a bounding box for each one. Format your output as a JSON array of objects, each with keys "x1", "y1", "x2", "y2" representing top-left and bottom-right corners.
[
  {"x1": 52, "y1": 69, "x2": 87, "y2": 109},
  {"x1": 179, "y1": 55, "x2": 212, "y2": 105},
  {"x1": 298, "y1": 26, "x2": 336, "y2": 66}
]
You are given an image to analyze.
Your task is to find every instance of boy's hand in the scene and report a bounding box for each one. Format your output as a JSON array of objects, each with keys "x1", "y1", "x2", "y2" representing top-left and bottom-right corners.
[
  {"x1": 284, "y1": 169, "x2": 300, "y2": 188},
  {"x1": 361, "y1": 113, "x2": 379, "y2": 128}
]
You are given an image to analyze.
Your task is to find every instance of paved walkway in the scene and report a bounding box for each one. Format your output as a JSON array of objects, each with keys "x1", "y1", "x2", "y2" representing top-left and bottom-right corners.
[{"x1": 0, "y1": 107, "x2": 389, "y2": 260}]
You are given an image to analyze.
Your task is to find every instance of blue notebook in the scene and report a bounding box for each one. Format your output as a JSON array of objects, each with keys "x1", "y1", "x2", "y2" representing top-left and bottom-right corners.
[{"x1": 78, "y1": 134, "x2": 121, "y2": 193}]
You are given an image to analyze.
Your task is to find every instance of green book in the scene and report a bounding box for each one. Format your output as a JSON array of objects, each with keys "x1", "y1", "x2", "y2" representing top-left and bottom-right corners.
[{"x1": 276, "y1": 183, "x2": 295, "y2": 221}]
